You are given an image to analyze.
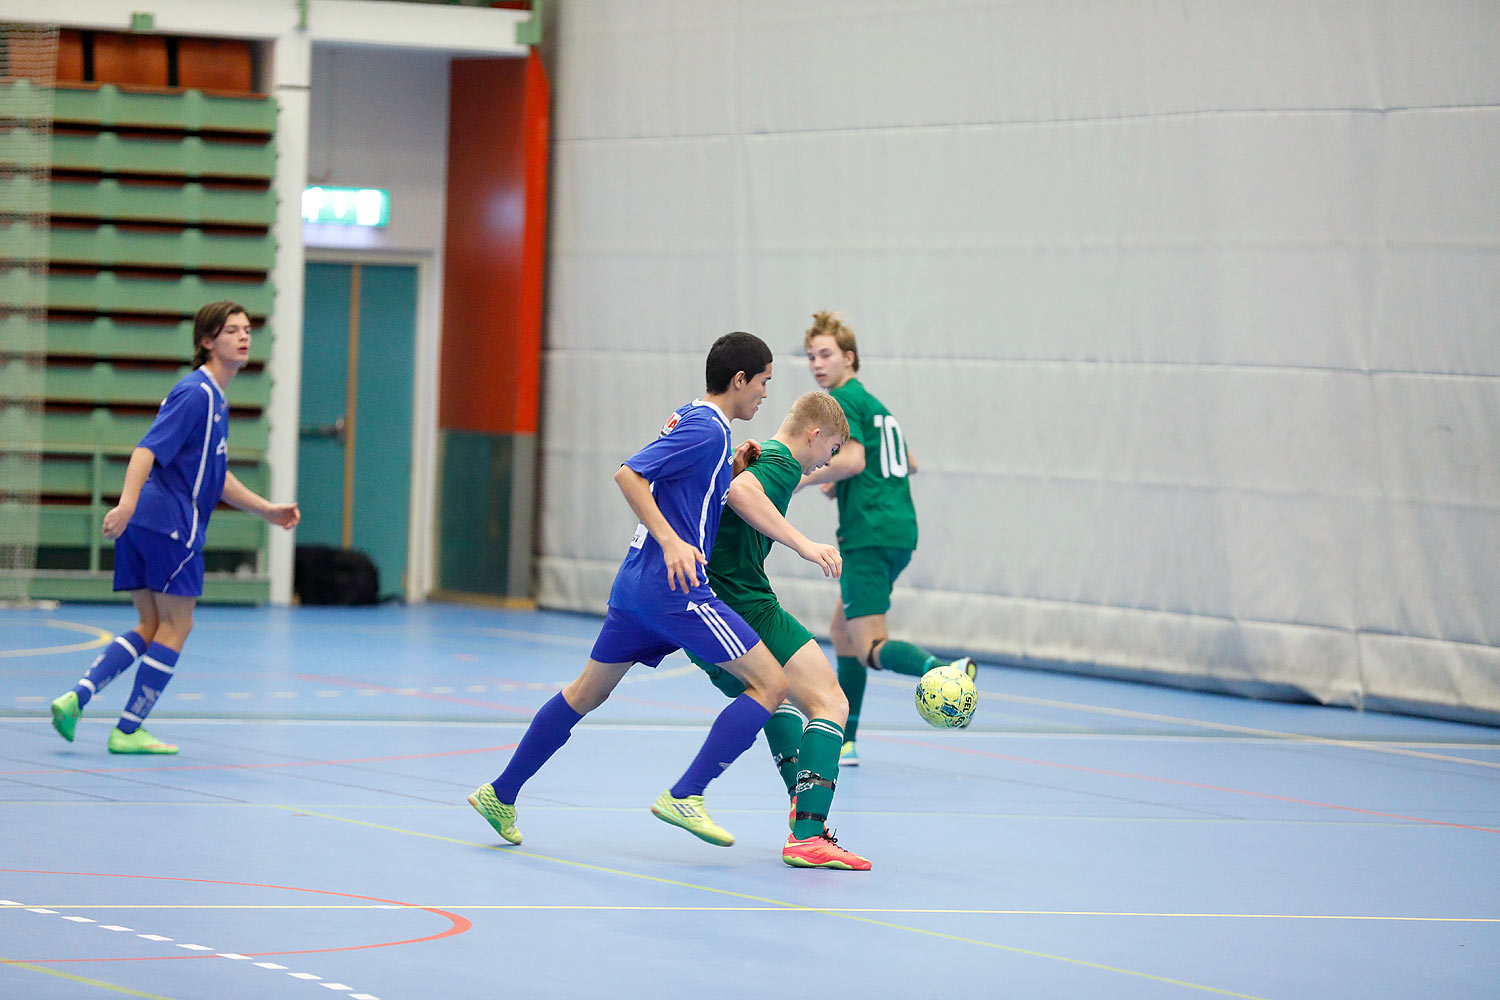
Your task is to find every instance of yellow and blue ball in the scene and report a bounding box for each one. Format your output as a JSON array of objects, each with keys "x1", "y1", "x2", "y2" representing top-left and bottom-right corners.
[{"x1": 914, "y1": 665, "x2": 978, "y2": 728}]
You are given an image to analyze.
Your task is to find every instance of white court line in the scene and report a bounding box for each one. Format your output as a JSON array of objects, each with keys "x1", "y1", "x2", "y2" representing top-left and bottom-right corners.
[
  {"x1": 959, "y1": 690, "x2": 1500, "y2": 770},
  {"x1": 1, "y1": 897, "x2": 381, "y2": 998}
]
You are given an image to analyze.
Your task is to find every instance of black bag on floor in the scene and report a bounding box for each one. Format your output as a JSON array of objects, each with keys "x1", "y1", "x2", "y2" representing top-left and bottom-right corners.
[{"x1": 294, "y1": 545, "x2": 380, "y2": 605}]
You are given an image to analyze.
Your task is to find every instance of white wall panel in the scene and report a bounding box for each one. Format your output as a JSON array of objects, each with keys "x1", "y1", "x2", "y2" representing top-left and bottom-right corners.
[
  {"x1": 304, "y1": 46, "x2": 452, "y2": 254},
  {"x1": 1372, "y1": 250, "x2": 1500, "y2": 376}
]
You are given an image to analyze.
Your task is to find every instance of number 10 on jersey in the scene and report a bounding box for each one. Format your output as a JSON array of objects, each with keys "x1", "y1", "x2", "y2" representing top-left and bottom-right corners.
[{"x1": 872, "y1": 414, "x2": 908, "y2": 478}]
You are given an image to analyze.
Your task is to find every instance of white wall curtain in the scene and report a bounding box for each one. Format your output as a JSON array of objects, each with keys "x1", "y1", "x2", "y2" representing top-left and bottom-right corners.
[{"x1": 536, "y1": 0, "x2": 1500, "y2": 724}]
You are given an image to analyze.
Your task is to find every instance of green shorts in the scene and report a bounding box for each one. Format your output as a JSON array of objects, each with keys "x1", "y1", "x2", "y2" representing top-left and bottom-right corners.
[
  {"x1": 689, "y1": 598, "x2": 816, "y2": 699},
  {"x1": 839, "y1": 546, "x2": 913, "y2": 620}
]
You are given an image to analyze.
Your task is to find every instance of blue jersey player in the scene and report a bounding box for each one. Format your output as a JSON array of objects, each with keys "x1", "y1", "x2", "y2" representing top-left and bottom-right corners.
[
  {"x1": 469, "y1": 332, "x2": 843, "y2": 851},
  {"x1": 49, "y1": 301, "x2": 300, "y2": 754}
]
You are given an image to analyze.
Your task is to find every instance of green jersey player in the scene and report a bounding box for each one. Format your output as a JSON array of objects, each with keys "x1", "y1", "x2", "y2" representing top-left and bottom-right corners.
[
  {"x1": 689, "y1": 391, "x2": 870, "y2": 870},
  {"x1": 800, "y1": 311, "x2": 977, "y2": 765}
]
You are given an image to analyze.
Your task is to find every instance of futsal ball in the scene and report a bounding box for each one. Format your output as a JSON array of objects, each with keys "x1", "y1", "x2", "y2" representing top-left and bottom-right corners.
[{"x1": 914, "y1": 665, "x2": 978, "y2": 728}]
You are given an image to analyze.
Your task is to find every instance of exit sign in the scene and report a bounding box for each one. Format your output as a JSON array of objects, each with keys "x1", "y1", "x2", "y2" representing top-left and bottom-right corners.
[{"x1": 302, "y1": 186, "x2": 390, "y2": 227}]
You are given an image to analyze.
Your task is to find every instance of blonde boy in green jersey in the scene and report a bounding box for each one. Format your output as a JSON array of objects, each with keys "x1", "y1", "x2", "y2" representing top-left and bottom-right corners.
[
  {"x1": 800, "y1": 311, "x2": 977, "y2": 765},
  {"x1": 689, "y1": 391, "x2": 871, "y2": 870}
]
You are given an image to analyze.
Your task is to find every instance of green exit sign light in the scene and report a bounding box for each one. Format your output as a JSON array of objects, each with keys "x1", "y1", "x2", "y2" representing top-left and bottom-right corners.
[{"x1": 302, "y1": 186, "x2": 390, "y2": 227}]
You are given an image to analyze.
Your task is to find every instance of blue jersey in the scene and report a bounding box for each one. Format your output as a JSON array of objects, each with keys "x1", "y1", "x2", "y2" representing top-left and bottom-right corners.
[
  {"x1": 130, "y1": 368, "x2": 230, "y2": 552},
  {"x1": 608, "y1": 400, "x2": 735, "y2": 614}
]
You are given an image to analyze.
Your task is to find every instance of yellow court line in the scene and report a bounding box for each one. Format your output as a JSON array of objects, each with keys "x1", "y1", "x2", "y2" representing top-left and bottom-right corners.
[
  {"x1": 0, "y1": 956, "x2": 178, "y2": 1000},
  {"x1": 269, "y1": 806, "x2": 1271, "y2": 1000},
  {"x1": 12, "y1": 904, "x2": 1497, "y2": 923},
  {"x1": 970, "y1": 690, "x2": 1500, "y2": 771},
  {"x1": 0, "y1": 619, "x2": 113, "y2": 659}
]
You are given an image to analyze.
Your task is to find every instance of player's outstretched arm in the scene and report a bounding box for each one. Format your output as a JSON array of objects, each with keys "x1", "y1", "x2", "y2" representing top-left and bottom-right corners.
[
  {"x1": 102, "y1": 446, "x2": 157, "y2": 539},
  {"x1": 614, "y1": 464, "x2": 706, "y2": 593},
  {"x1": 799, "y1": 437, "x2": 864, "y2": 490},
  {"x1": 726, "y1": 473, "x2": 841, "y2": 578},
  {"x1": 222, "y1": 471, "x2": 301, "y2": 529}
]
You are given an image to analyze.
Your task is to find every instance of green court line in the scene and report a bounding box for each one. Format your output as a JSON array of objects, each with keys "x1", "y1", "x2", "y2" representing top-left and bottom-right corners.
[
  {"x1": 0, "y1": 956, "x2": 178, "y2": 999},
  {"x1": 269, "y1": 805, "x2": 1273, "y2": 999}
]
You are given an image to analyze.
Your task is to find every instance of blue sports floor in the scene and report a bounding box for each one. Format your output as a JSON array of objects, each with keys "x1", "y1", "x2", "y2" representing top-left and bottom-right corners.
[{"x1": 2, "y1": 602, "x2": 1498, "y2": 999}]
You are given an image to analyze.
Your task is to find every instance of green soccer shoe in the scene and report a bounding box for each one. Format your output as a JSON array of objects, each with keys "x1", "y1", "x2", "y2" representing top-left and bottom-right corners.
[
  {"x1": 468, "y1": 783, "x2": 523, "y2": 844},
  {"x1": 50, "y1": 691, "x2": 80, "y2": 743},
  {"x1": 107, "y1": 727, "x2": 178, "y2": 755},
  {"x1": 651, "y1": 790, "x2": 734, "y2": 847}
]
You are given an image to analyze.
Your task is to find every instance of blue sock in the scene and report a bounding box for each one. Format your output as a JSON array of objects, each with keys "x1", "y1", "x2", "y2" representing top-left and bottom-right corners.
[
  {"x1": 670, "y1": 694, "x2": 772, "y2": 798},
  {"x1": 116, "y1": 643, "x2": 179, "y2": 735},
  {"x1": 73, "y1": 631, "x2": 145, "y2": 709},
  {"x1": 491, "y1": 692, "x2": 585, "y2": 803}
]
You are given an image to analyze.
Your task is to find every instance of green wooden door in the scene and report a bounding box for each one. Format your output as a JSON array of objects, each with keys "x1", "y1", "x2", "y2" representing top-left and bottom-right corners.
[{"x1": 298, "y1": 261, "x2": 417, "y2": 600}]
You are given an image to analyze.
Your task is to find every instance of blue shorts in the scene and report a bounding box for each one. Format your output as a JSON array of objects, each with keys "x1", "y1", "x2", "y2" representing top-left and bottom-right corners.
[
  {"x1": 590, "y1": 600, "x2": 761, "y2": 667},
  {"x1": 112, "y1": 523, "x2": 204, "y2": 597}
]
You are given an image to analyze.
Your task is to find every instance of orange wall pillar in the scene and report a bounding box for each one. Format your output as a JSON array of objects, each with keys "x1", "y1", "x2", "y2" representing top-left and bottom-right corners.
[{"x1": 437, "y1": 51, "x2": 549, "y2": 598}]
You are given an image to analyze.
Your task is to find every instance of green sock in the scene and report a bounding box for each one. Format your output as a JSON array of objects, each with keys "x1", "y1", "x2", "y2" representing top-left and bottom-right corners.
[
  {"x1": 873, "y1": 639, "x2": 941, "y2": 677},
  {"x1": 792, "y1": 718, "x2": 844, "y2": 840},
  {"x1": 764, "y1": 704, "x2": 806, "y2": 794},
  {"x1": 836, "y1": 656, "x2": 865, "y2": 742}
]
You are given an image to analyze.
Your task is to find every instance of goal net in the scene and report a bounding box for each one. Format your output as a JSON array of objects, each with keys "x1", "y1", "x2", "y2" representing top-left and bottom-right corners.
[{"x1": 0, "y1": 22, "x2": 56, "y2": 605}]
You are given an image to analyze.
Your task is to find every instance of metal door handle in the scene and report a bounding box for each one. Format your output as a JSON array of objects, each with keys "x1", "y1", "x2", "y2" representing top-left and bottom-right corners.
[{"x1": 299, "y1": 415, "x2": 346, "y2": 446}]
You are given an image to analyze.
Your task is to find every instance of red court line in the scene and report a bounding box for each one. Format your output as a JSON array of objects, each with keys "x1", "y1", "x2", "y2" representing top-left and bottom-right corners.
[
  {"x1": 295, "y1": 672, "x2": 537, "y2": 713},
  {"x1": 595, "y1": 693, "x2": 720, "y2": 716},
  {"x1": 1, "y1": 869, "x2": 471, "y2": 964},
  {"x1": 471, "y1": 670, "x2": 723, "y2": 716},
  {"x1": 0, "y1": 742, "x2": 517, "y2": 778},
  {"x1": 881, "y1": 736, "x2": 1500, "y2": 835}
]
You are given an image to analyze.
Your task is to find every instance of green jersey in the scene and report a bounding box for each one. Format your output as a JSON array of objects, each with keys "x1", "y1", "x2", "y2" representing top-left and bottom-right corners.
[
  {"x1": 829, "y1": 377, "x2": 918, "y2": 551},
  {"x1": 705, "y1": 438, "x2": 802, "y2": 609}
]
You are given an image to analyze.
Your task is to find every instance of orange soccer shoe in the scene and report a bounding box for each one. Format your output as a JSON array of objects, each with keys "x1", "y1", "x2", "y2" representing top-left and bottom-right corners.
[{"x1": 781, "y1": 831, "x2": 872, "y2": 871}]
